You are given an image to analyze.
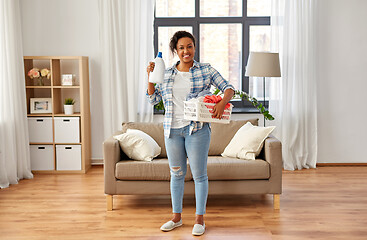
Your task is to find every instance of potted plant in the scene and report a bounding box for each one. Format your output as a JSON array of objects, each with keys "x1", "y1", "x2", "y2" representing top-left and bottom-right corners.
[{"x1": 64, "y1": 98, "x2": 75, "y2": 115}]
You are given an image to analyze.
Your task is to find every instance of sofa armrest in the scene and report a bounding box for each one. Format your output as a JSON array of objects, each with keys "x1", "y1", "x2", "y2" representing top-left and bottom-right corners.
[
  {"x1": 103, "y1": 131, "x2": 123, "y2": 194},
  {"x1": 264, "y1": 135, "x2": 282, "y2": 193}
]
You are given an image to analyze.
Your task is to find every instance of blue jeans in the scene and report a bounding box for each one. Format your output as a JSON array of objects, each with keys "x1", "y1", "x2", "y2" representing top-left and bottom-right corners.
[{"x1": 164, "y1": 123, "x2": 211, "y2": 215}]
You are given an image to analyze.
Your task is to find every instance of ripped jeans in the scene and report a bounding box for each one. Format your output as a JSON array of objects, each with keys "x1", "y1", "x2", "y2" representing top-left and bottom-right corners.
[{"x1": 164, "y1": 123, "x2": 211, "y2": 215}]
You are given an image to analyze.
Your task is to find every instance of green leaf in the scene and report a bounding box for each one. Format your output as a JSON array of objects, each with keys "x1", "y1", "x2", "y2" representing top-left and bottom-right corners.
[
  {"x1": 213, "y1": 89, "x2": 221, "y2": 95},
  {"x1": 64, "y1": 98, "x2": 75, "y2": 105},
  {"x1": 154, "y1": 100, "x2": 165, "y2": 113},
  {"x1": 230, "y1": 89, "x2": 275, "y2": 121}
]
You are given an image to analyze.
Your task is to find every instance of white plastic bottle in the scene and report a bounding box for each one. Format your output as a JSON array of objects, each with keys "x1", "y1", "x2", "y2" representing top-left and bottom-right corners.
[{"x1": 149, "y1": 52, "x2": 165, "y2": 83}]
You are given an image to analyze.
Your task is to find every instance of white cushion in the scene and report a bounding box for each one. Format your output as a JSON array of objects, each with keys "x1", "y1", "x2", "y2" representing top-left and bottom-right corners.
[
  {"x1": 114, "y1": 129, "x2": 161, "y2": 161},
  {"x1": 221, "y1": 122, "x2": 275, "y2": 160}
]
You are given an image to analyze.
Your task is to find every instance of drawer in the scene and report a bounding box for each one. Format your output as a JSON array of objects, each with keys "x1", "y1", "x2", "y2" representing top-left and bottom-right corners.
[
  {"x1": 56, "y1": 145, "x2": 81, "y2": 170},
  {"x1": 54, "y1": 117, "x2": 80, "y2": 143},
  {"x1": 30, "y1": 145, "x2": 54, "y2": 170},
  {"x1": 28, "y1": 117, "x2": 53, "y2": 143}
]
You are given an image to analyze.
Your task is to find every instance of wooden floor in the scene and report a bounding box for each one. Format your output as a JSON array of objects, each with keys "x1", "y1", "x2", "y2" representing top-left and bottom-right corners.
[{"x1": 1, "y1": 166, "x2": 367, "y2": 240}]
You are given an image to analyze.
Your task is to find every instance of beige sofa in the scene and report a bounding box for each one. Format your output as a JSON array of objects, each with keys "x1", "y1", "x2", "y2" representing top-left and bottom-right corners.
[{"x1": 103, "y1": 119, "x2": 282, "y2": 211}]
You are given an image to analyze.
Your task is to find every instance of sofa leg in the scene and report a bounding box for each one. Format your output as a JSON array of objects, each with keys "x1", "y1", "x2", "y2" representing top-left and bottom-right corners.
[
  {"x1": 273, "y1": 194, "x2": 280, "y2": 210},
  {"x1": 107, "y1": 195, "x2": 113, "y2": 211}
]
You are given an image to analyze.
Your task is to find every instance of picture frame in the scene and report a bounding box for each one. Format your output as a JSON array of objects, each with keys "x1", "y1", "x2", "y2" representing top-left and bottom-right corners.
[
  {"x1": 30, "y1": 98, "x2": 53, "y2": 114},
  {"x1": 61, "y1": 74, "x2": 74, "y2": 86}
]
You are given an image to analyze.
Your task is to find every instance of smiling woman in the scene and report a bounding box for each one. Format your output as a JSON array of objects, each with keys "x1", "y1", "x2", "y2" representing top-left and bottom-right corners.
[{"x1": 146, "y1": 30, "x2": 235, "y2": 236}]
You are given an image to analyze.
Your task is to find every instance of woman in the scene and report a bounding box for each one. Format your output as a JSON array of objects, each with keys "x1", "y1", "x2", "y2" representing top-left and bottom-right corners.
[{"x1": 146, "y1": 31, "x2": 234, "y2": 236}]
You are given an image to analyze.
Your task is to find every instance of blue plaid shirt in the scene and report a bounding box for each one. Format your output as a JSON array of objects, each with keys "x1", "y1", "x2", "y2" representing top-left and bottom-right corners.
[{"x1": 147, "y1": 60, "x2": 235, "y2": 138}]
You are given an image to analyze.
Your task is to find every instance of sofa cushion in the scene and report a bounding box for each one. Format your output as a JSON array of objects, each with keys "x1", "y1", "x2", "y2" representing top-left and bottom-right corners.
[
  {"x1": 122, "y1": 122, "x2": 167, "y2": 158},
  {"x1": 115, "y1": 159, "x2": 193, "y2": 181},
  {"x1": 207, "y1": 156, "x2": 270, "y2": 180},
  {"x1": 209, "y1": 119, "x2": 259, "y2": 156},
  {"x1": 115, "y1": 156, "x2": 269, "y2": 181},
  {"x1": 222, "y1": 122, "x2": 275, "y2": 160},
  {"x1": 114, "y1": 129, "x2": 161, "y2": 161}
]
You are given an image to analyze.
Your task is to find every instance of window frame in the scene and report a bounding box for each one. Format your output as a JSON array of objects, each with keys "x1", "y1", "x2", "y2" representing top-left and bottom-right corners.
[{"x1": 154, "y1": 0, "x2": 270, "y2": 112}]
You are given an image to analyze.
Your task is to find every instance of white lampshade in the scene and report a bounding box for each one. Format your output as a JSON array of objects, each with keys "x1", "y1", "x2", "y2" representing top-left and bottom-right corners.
[{"x1": 245, "y1": 52, "x2": 281, "y2": 77}]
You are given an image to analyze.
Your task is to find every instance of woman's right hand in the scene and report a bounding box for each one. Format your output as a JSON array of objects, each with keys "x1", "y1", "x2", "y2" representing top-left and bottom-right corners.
[
  {"x1": 147, "y1": 62, "x2": 156, "y2": 95},
  {"x1": 147, "y1": 62, "x2": 155, "y2": 77}
]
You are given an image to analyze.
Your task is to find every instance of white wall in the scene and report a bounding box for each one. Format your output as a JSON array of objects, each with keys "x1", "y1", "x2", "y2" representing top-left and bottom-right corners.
[
  {"x1": 20, "y1": 0, "x2": 104, "y2": 162},
  {"x1": 20, "y1": 0, "x2": 367, "y2": 164},
  {"x1": 317, "y1": 0, "x2": 367, "y2": 163}
]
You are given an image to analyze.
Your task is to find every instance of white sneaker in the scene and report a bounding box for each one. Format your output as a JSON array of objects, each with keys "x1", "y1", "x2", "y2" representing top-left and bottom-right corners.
[
  {"x1": 160, "y1": 219, "x2": 183, "y2": 231},
  {"x1": 192, "y1": 223, "x2": 205, "y2": 236}
]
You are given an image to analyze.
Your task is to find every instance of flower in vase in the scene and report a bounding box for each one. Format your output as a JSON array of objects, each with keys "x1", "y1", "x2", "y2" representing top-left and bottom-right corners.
[
  {"x1": 28, "y1": 68, "x2": 40, "y2": 79},
  {"x1": 28, "y1": 68, "x2": 51, "y2": 86},
  {"x1": 40, "y1": 68, "x2": 51, "y2": 79}
]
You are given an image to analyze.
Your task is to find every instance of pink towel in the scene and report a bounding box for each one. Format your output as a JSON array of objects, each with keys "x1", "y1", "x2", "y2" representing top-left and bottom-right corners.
[{"x1": 203, "y1": 95, "x2": 231, "y2": 109}]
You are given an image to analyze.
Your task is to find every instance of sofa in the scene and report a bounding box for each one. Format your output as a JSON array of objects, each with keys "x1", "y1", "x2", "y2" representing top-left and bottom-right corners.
[{"x1": 103, "y1": 119, "x2": 282, "y2": 211}]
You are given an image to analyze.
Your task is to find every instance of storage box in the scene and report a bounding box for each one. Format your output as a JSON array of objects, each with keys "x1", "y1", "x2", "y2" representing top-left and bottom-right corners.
[
  {"x1": 30, "y1": 145, "x2": 54, "y2": 170},
  {"x1": 56, "y1": 145, "x2": 81, "y2": 170},
  {"x1": 184, "y1": 101, "x2": 232, "y2": 124},
  {"x1": 54, "y1": 117, "x2": 80, "y2": 143},
  {"x1": 28, "y1": 117, "x2": 53, "y2": 143}
]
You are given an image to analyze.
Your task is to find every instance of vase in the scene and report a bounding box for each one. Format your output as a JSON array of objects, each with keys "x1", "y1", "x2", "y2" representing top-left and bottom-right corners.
[
  {"x1": 37, "y1": 78, "x2": 44, "y2": 86},
  {"x1": 64, "y1": 105, "x2": 74, "y2": 115}
]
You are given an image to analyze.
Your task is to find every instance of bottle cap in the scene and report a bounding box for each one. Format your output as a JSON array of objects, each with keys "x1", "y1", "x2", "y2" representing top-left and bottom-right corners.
[{"x1": 157, "y1": 52, "x2": 162, "y2": 58}]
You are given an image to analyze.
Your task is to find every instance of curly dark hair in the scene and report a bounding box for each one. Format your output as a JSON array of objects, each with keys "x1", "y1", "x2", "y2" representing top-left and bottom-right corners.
[{"x1": 169, "y1": 31, "x2": 196, "y2": 55}]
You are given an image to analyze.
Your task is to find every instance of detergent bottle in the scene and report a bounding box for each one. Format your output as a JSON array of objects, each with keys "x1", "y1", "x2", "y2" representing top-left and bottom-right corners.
[{"x1": 149, "y1": 52, "x2": 165, "y2": 83}]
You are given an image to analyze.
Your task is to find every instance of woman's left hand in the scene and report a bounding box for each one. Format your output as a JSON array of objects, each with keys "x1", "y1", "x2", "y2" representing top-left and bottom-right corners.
[{"x1": 212, "y1": 100, "x2": 226, "y2": 119}]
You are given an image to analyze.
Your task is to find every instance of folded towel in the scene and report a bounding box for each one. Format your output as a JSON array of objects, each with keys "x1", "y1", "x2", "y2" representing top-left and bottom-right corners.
[{"x1": 204, "y1": 95, "x2": 231, "y2": 109}]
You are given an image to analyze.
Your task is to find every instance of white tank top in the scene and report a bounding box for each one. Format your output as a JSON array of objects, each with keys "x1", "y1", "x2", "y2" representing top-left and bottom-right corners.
[{"x1": 171, "y1": 70, "x2": 191, "y2": 129}]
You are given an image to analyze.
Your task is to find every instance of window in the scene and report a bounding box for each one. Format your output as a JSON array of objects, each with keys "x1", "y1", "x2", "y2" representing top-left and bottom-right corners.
[{"x1": 154, "y1": 0, "x2": 270, "y2": 111}]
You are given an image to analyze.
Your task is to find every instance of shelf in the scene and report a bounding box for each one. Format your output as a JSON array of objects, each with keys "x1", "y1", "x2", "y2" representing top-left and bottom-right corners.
[
  {"x1": 26, "y1": 86, "x2": 52, "y2": 89},
  {"x1": 25, "y1": 86, "x2": 80, "y2": 89},
  {"x1": 53, "y1": 86, "x2": 80, "y2": 88},
  {"x1": 53, "y1": 113, "x2": 81, "y2": 117},
  {"x1": 28, "y1": 113, "x2": 81, "y2": 117},
  {"x1": 55, "y1": 143, "x2": 81, "y2": 145},
  {"x1": 24, "y1": 56, "x2": 87, "y2": 60},
  {"x1": 30, "y1": 142, "x2": 53, "y2": 145},
  {"x1": 27, "y1": 114, "x2": 53, "y2": 117}
]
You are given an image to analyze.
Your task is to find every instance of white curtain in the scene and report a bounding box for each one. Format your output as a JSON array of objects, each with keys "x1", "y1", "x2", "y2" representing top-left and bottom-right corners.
[
  {"x1": 269, "y1": 0, "x2": 318, "y2": 170},
  {"x1": 0, "y1": 0, "x2": 33, "y2": 188},
  {"x1": 98, "y1": 0, "x2": 155, "y2": 138}
]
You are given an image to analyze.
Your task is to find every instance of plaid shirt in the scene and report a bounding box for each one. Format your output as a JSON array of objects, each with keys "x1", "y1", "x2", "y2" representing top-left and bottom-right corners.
[{"x1": 147, "y1": 60, "x2": 235, "y2": 138}]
